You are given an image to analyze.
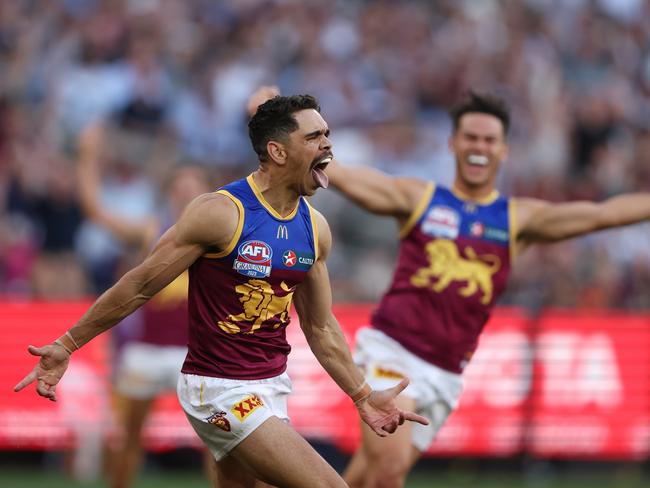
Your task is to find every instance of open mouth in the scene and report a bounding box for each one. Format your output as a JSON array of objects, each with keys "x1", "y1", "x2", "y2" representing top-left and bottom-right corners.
[
  {"x1": 311, "y1": 155, "x2": 332, "y2": 189},
  {"x1": 467, "y1": 154, "x2": 489, "y2": 166}
]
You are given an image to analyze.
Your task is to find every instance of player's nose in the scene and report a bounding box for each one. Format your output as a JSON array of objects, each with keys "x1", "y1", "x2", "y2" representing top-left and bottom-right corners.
[{"x1": 321, "y1": 135, "x2": 332, "y2": 152}]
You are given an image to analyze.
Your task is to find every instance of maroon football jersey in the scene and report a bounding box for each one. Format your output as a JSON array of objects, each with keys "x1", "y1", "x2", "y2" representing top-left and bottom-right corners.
[
  {"x1": 182, "y1": 176, "x2": 318, "y2": 379},
  {"x1": 372, "y1": 184, "x2": 514, "y2": 373},
  {"x1": 140, "y1": 271, "x2": 189, "y2": 346}
]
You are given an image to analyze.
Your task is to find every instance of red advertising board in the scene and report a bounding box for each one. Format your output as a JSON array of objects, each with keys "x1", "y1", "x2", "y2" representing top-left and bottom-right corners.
[
  {"x1": 529, "y1": 311, "x2": 650, "y2": 459},
  {"x1": 1, "y1": 302, "x2": 649, "y2": 459},
  {"x1": 1, "y1": 301, "x2": 110, "y2": 450},
  {"x1": 426, "y1": 308, "x2": 532, "y2": 456}
]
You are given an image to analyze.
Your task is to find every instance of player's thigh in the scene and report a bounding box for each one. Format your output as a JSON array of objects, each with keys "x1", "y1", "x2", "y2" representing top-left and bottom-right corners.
[
  {"x1": 114, "y1": 394, "x2": 155, "y2": 435},
  {"x1": 211, "y1": 453, "x2": 273, "y2": 488},
  {"x1": 343, "y1": 447, "x2": 369, "y2": 488},
  {"x1": 229, "y1": 416, "x2": 346, "y2": 488}
]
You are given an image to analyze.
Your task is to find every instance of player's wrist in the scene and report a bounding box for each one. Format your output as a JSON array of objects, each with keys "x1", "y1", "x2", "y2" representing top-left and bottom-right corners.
[
  {"x1": 54, "y1": 331, "x2": 80, "y2": 356},
  {"x1": 349, "y1": 381, "x2": 372, "y2": 406}
]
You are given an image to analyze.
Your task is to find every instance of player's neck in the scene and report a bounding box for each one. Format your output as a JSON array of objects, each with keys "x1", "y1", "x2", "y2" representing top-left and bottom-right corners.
[
  {"x1": 250, "y1": 170, "x2": 300, "y2": 218},
  {"x1": 452, "y1": 179, "x2": 496, "y2": 202}
]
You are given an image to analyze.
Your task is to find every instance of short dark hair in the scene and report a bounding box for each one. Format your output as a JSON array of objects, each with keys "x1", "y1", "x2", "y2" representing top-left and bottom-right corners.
[
  {"x1": 248, "y1": 94, "x2": 321, "y2": 161},
  {"x1": 450, "y1": 91, "x2": 510, "y2": 135}
]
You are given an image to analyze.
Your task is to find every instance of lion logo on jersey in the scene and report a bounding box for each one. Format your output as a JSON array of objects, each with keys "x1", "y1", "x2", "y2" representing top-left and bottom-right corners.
[
  {"x1": 218, "y1": 280, "x2": 295, "y2": 334},
  {"x1": 411, "y1": 239, "x2": 500, "y2": 304}
]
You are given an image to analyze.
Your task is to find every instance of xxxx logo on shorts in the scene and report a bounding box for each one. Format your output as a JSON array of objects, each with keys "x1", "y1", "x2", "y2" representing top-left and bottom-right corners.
[
  {"x1": 231, "y1": 394, "x2": 264, "y2": 422},
  {"x1": 373, "y1": 366, "x2": 405, "y2": 380},
  {"x1": 205, "y1": 411, "x2": 231, "y2": 432}
]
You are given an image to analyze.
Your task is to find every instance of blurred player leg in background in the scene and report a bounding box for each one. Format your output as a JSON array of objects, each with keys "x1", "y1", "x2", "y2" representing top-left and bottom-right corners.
[
  {"x1": 111, "y1": 342, "x2": 186, "y2": 488},
  {"x1": 344, "y1": 396, "x2": 418, "y2": 488}
]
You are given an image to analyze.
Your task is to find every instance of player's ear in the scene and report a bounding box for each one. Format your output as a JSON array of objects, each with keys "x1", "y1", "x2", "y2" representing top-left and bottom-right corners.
[
  {"x1": 267, "y1": 140, "x2": 287, "y2": 165},
  {"x1": 447, "y1": 134, "x2": 456, "y2": 153},
  {"x1": 498, "y1": 140, "x2": 509, "y2": 165}
]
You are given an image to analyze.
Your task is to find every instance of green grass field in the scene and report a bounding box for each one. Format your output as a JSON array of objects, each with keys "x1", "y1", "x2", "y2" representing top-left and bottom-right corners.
[
  {"x1": 2, "y1": 449, "x2": 648, "y2": 488},
  {"x1": 1, "y1": 466, "x2": 648, "y2": 488}
]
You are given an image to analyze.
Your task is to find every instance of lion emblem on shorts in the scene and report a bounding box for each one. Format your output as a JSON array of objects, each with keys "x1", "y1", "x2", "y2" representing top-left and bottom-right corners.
[
  {"x1": 411, "y1": 239, "x2": 500, "y2": 304},
  {"x1": 206, "y1": 411, "x2": 231, "y2": 432}
]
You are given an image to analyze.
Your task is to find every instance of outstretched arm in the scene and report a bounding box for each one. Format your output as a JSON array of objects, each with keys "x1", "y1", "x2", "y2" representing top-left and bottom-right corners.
[
  {"x1": 515, "y1": 193, "x2": 650, "y2": 249},
  {"x1": 326, "y1": 160, "x2": 429, "y2": 224},
  {"x1": 77, "y1": 123, "x2": 158, "y2": 248},
  {"x1": 245, "y1": 86, "x2": 429, "y2": 224},
  {"x1": 293, "y1": 210, "x2": 428, "y2": 436},
  {"x1": 15, "y1": 192, "x2": 240, "y2": 401}
]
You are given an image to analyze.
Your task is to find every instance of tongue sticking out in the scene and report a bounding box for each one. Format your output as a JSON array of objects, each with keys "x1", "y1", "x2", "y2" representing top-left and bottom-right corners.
[{"x1": 312, "y1": 167, "x2": 329, "y2": 189}]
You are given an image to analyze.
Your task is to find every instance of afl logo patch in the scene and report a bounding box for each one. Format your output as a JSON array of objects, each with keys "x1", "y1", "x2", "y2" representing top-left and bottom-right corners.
[
  {"x1": 233, "y1": 240, "x2": 272, "y2": 277},
  {"x1": 422, "y1": 206, "x2": 460, "y2": 239},
  {"x1": 283, "y1": 250, "x2": 297, "y2": 267}
]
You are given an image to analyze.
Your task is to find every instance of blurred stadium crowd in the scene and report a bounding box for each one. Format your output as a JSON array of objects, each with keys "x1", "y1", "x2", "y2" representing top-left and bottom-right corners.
[{"x1": 0, "y1": 0, "x2": 649, "y2": 310}]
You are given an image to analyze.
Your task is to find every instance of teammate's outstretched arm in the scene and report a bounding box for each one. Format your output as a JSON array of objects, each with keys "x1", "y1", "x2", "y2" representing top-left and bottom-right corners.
[
  {"x1": 14, "y1": 192, "x2": 240, "y2": 401},
  {"x1": 245, "y1": 86, "x2": 428, "y2": 221},
  {"x1": 293, "y1": 209, "x2": 428, "y2": 436},
  {"x1": 326, "y1": 160, "x2": 429, "y2": 220},
  {"x1": 515, "y1": 193, "x2": 650, "y2": 249}
]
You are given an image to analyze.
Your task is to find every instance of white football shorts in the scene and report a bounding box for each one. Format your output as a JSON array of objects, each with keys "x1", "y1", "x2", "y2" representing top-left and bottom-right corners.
[
  {"x1": 114, "y1": 342, "x2": 187, "y2": 399},
  {"x1": 354, "y1": 327, "x2": 464, "y2": 452},
  {"x1": 177, "y1": 371, "x2": 292, "y2": 460}
]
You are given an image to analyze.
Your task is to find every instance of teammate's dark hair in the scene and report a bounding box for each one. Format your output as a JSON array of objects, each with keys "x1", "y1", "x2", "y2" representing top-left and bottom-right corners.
[
  {"x1": 450, "y1": 91, "x2": 510, "y2": 135},
  {"x1": 248, "y1": 94, "x2": 321, "y2": 161}
]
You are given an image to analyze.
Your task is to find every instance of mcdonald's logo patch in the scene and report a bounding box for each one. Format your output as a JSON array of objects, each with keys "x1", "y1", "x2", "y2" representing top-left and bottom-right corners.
[
  {"x1": 276, "y1": 225, "x2": 289, "y2": 239},
  {"x1": 231, "y1": 394, "x2": 264, "y2": 421},
  {"x1": 205, "y1": 411, "x2": 231, "y2": 432}
]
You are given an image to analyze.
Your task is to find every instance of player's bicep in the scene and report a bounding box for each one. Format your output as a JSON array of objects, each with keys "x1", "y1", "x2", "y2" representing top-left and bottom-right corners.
[
  {"x1": 517, "y1": 198, "x2": 604, "y2": 243},
  {"x1": 131, "y1": 226, "x2": 205, "y2": 298},
  {"x1": 131, "y1": 192, "x2": 241, "y2": 298},
  {"x1": 294, "y1": 258, "x2": 333, "y2": 333},
  {"x1": 330, "y1": 162, "x2": 420, "y2": 218},
  {"x1": 360, "y1": 172, "x2": 411, "y2": 216},
  {"x1": 294, "y1": 211, "x2": 334, "y2": 331}
]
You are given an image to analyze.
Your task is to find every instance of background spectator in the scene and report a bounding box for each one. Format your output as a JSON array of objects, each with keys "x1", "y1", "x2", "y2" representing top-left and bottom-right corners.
[{"x1": 0, "y1": 0, "x2": 647, "y2": 311}]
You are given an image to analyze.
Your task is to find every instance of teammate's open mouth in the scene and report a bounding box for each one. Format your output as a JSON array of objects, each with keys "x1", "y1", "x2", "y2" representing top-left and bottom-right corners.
[
  {"x1": 467, "y1": 154, "x2": 489, "y2": 166},
  {"x1": 311, "y1": 156, "x2": 331, "y2": 188}
]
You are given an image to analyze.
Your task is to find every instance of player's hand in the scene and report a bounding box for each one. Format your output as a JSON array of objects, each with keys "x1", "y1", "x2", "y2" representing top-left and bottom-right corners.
[
  {"x1": 14, "y1": 344, "x2": 71, "y2": 402},
  {"x1": 355, "y1": 378, "x2": 429, "y2": 437},
  {"x1": 246, "y1": 85, "x2": 280, "y2": 117}
]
